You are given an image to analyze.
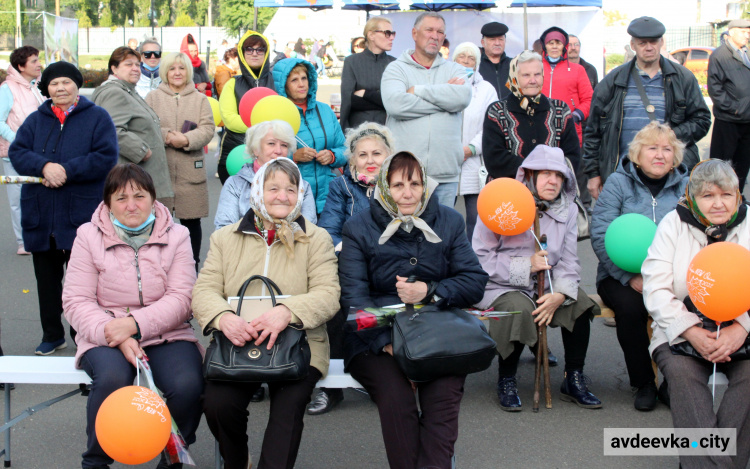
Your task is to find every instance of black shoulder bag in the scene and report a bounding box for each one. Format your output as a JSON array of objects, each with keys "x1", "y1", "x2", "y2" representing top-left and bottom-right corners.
[{"x1": 203, "y1": 275, "x2": 311, "y2": 382}]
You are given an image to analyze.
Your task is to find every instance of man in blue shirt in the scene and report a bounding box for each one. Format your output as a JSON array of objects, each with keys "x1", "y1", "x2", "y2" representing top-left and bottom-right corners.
[{"x1": 583, "y1": 17, "x2": 711, "y2": 199}]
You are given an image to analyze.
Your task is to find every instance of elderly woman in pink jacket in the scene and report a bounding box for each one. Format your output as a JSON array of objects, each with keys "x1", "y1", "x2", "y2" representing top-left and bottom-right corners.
[{"x1": 62, "y1": 163, "x2": 202, "y2": 469}]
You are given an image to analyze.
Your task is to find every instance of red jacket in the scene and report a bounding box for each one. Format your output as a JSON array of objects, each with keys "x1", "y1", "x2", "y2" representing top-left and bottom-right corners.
[{"x1": 542, "y1": 58, "x2": 593, "y2": 145}]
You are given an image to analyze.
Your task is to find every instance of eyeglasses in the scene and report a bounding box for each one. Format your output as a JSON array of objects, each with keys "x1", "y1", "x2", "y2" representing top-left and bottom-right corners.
[
  {"x1": 244, "y1": 47, "x2": 267, "y2": 55},
  {"x1": 142, "y1": 51, "x2": 161, "y2": 59},
  {"x1": 374, "y1": 30, "x2": 397, "y2": 38}
]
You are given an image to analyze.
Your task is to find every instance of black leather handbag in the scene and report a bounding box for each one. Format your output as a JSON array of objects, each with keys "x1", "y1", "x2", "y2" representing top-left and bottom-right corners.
[
  {"x1": 391, "y1": 304, "x2": 497, "y2": 382},
  {"x1": 203, "y1": 275, "x2": 311, "y2": 382}
]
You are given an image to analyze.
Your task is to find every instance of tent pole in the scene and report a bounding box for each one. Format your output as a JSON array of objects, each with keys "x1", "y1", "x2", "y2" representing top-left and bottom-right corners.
[
  {"x1": 523, "y1": 1, "x2": 528, "y2": 50},
  {"x1": 254, "y1": 7, "x2": 258, "y2": 31}
]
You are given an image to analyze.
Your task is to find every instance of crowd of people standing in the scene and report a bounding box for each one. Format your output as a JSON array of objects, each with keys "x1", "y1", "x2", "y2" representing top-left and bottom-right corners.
[{"x1": 1, "y1": 12, "x2": 750, "y2": 469}]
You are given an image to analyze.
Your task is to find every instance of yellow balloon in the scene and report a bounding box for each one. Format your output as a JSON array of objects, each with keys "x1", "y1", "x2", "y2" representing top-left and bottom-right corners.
[
  {"x1": 250, "y1": 95, "x2": 301, "y2": 134},
  {"x1": 207, "y1": 97, "x2": 222, "y2": 127}
]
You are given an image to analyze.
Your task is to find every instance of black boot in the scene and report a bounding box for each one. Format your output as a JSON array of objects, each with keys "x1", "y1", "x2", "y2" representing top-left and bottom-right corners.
[
  {"x1": 658, "y1": 379, "x2": 670, "y2": 408},
  {"x1": 530, "y1": 344, "x2": 558, "y2": 367},
  {"x1": 155, "y1": 452, "x2": 183, "y2": 469},
  {"x1": 560, "y1": 370, "x2": 602, "y2": 409},
  {"x1": 250, "y1": 386, "x2": 265, "y2": 403},
  {"x1": 496, "y1": 376, "x2": 522, "y2": 412},
  {"x1": 634, "y1": 382, "x2": 658, "y2": 411}
]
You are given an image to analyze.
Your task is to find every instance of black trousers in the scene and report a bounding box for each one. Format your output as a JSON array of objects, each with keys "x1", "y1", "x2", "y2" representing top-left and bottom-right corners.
[
  {"x1": 203, "y1": 368, "x2": 321, "y2": 469},
  {"x1": 348, "y1": 351, "x2": 465, "y2": 469},
  {"x1": 179, "y1": 218, "x2": 202, "y2": 268},
  {"x1": 31, "y1": 237, "x2": 71, "y2": 343},
  {"x1": 710, "y1": 119, "x2": 750, "y2": 192},
  {"x1": 597, "y1": 276, "x2": 655, "y2": 388}
]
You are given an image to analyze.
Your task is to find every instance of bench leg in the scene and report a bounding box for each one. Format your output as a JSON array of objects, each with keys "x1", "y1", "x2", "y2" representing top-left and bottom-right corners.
[
  {"x1": 215, "y1": 439, "x2": 221, "y2": 469},
  {"x1": 3, "y1": 384, "x2": 10, "y2": 467}
]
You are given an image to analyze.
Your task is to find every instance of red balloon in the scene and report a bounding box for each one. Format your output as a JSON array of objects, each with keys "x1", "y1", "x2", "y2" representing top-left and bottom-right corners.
[
  {"x1": 686, "y1": 242, "x2": 750, "y2": 323},
  {"x1": 238, "y1": 87, "x2": 277, "y2": 127}
]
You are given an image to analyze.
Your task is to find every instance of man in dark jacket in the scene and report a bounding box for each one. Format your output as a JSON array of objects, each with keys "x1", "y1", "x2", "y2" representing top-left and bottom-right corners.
[
  {"x1": 583, "y1": 16, "x2": 711, "y2": 199},
  {"x1": 479, "y1": 22, "x2": 512, "y2": 99},
  {"x1": 708, "y1": 19, "x2": 750, "y2": 191},
  {"x1": 568, "y1": 34, "x2": 598, "y2": 90}
]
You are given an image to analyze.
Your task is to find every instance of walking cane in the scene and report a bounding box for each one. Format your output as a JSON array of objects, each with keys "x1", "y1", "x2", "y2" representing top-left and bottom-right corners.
[{"x1": 532, "y1": 212, "x2": 552, "y2": 411}]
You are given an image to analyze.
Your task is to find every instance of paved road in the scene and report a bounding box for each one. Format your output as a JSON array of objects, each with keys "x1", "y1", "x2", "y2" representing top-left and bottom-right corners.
[{"x1": 0, "y1": 111, "x2": 738, "y2": 469}]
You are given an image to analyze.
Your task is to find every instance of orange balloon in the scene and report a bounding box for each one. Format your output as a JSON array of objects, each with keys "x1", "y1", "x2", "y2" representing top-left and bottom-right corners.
[
  {"x1": 95, "y1": 385, "x2": 171, "y2": 465},
  {"x1": 477, "y1": 178, "x2": 536, "y2": 236},
  {"x1": 686, "y1": 242, "x2": 750, "y2": 323}
]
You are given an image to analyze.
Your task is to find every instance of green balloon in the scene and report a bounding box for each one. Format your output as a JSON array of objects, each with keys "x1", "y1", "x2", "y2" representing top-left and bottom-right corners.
[
  {"x1": 604, "y1": 213, "x2": 658, "y2": 273},
  {"x1": 226, "y1": 145, "x2": 250, "y2": 176}
]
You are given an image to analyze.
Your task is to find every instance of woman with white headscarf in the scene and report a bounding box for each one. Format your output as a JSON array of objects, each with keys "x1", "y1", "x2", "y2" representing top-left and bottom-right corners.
[{"x1": 192, "y1": 157, "x2": 340, "y2": 469}]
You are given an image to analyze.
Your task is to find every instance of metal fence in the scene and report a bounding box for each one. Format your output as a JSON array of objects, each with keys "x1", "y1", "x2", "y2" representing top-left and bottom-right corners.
[
  {"x1": 77, "y1": 26, "x2": 238, "y2": 55},
  {"x1": 604, "y1": 24, "x2": 720, "y2": 56},
  {"x1": 0, "y1": 15, "x2": 44, "y2": 51}
]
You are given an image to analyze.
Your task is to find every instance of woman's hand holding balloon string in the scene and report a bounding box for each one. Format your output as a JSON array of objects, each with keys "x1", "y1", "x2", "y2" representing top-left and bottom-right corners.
[{"x1": 707, "y1": 323, "x2": 748, "y2": 363}]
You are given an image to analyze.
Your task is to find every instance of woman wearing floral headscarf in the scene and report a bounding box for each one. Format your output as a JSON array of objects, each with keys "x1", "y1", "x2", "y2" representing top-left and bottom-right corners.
[
  {"x1": 482, "y1": 50, "x2": 581, "y2": 180},
  {"x1": 339, "y1": 151, "x2": 488, "y2": 469},
  {"x1": 192, "y1": 157, "x2": 340, "y2": 469}
]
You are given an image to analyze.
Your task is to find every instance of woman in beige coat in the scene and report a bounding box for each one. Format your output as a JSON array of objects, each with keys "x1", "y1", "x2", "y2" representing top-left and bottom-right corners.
[
  {"x1": 146, "y1": 52, "x2": 215, "y2": 267},
  {"x1": 192, "y1": 157, "x2": 340, "y2": 469}
]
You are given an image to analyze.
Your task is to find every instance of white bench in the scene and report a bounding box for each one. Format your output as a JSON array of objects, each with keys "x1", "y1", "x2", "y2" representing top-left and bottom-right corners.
[{"x1": 0, "y1": 356, "x2": 360, "y2": 468}]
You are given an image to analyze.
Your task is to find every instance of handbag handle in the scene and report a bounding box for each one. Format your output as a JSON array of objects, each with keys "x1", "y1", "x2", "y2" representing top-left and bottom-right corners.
[
  {"x1": 405, "y1": 275, "x2": 417, "y2": 314},
  {"x1": 234, "y1": 275, "x2": 284, "y2": 318}
]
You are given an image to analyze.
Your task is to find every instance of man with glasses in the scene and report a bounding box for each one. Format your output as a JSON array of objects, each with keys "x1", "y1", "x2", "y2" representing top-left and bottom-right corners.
[
  {"x1": 708, "y1": 19, "x2": 750, "y2": 191},
  {"x1": 382, "y1": 11, "x2": 471, "y2": 208},
  {"x1": 340, "y1": 16, "x2": 396, "y2": 131},
  {"x1": 217, "y1": 30, "x2": 276, "y2": 184},
  {"x1": 567, "y1": 34, "x2": 598, "y2": 91},
  {"x1": 136, "y1": 37, "x2": 161, "y2": 99},
  {"x1": 479, "y1": 21, "x2": 512, "y2": 98}
]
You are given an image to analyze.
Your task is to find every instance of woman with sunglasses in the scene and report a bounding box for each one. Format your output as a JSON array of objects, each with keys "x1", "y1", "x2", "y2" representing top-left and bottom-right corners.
[
  {"x1": 339, "y1": 17, "x2": 396, "y2": 132},
  {"x1": 218, "y1": 30, "x2": 276, "y2": 184},
  {"x1": 135, "y1": 37, "x2": 161, "y2": 99}
]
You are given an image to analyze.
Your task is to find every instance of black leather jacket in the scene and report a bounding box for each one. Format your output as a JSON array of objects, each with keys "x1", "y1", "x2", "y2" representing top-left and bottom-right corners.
[
  {"x1": 708, "y1": 42, "x2": 750, "y2": 123},
  {"x1": 582, "y1": 57, "x2": 711, "y2": 182}
]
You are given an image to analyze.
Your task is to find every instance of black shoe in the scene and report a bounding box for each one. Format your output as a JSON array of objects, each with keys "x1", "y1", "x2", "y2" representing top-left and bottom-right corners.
[
  {"x1": 250, "y1": 386, "x2": 265, "y2": 403},
  {"x1": 530, "y1": 344, "x2": 558, "y2": 367},
  {"x1": 560, "y1": 370, "x2": 602, "y2": 409},
  {"x1": 496, "y1": 376, "x2": 522, "y2": 411},
  {"x1": 155, "y1": 452, "x2": 183, "y2": 469},
  {"x1": 634, "y1": 382, "x2": 658, "y2": 411},
  {"x1": 658, "y1": 380, "x2": 670, "y2": 408},
  {"x1": 307, "y1": 388, "x2": 343, "y2": 415}
]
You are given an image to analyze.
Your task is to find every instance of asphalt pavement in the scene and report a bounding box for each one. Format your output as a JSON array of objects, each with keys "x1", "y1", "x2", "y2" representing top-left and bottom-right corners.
[{"x1": 0, "y1": 119, "x2": 738, "y2": 469}]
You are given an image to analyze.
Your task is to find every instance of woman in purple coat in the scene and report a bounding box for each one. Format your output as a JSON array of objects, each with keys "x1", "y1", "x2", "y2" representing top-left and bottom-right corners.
[{"x1": 473, "y1": 145, "x2": 601, "y2": 412}]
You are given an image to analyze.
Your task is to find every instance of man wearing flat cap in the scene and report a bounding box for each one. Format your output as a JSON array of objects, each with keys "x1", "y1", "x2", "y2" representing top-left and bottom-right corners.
[
  {"x1": 583, "y1": 16, "x2": 711, "y2": 199},
  {"x1": 708, "y1": 19, "x2": 750, "y2": 191},
  {"x1": 479, "y1": 21, "x2": 513, "y2": 98}
]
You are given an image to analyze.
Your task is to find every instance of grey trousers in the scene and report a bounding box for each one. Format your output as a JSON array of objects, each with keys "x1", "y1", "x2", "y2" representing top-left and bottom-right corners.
[{"x1": 652, "y1": 344, "x2": 750, "y2": 469}]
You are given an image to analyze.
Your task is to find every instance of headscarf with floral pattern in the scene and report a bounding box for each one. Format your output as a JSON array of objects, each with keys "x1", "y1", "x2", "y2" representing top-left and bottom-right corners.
[{"x1": 505, "y1": 52, "x2": 543, "y2": 116}]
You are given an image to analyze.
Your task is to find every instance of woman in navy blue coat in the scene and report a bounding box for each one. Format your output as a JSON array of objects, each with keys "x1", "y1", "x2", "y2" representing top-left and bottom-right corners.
[
  {"x1": 9, "y1": 62, "x2": 118, "y2": 355},
  {"x1": 308, "y1": 122, "x2": 394, "y2": 416},
  {"x1": 339, "y1": 151, "x2": 488, "y2": 469}
]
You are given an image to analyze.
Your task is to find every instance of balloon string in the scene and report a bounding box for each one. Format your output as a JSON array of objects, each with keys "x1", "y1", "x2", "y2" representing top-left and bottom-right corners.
[
  {"x1": 296, "y1": 136, "x2": 310, "y2": 149},
  {"x1": 530, "y1": 230, "x2": 554, "y2": 295},
  {"x1": 136, "y1": 360, "x2": 140, "y2": 387},
  {"x1": 712, "y1": 322, "x2": 722, "y2": 403}
]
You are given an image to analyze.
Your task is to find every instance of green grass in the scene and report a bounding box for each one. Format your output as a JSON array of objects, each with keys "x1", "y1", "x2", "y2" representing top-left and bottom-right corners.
[{"x1": 0, "y1": 53, "x2": 111, "y2": 70}]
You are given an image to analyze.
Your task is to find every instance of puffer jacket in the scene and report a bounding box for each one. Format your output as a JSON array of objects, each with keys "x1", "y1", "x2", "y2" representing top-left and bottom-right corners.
[
  {"x1": 8, "y1": 96, "x2": 118, "y2": 252},
  {"x1": 92, "y1": 77, "x2": 173, "y2": 200},
  {"x1": 62, "y1": 201, "x2": 199, "y2": 367},
  {"x1": 339, "y1": 194, "x2": 488, "y2": 367},
  {"x1": 192, "y1": 212, "x2": 340, "y2": 377},
  {"x1": 213, "y1": 162, "x2": 317, "y2": 231},
  {"x1": 643, "y1": 210, "x2": 750, "y2": 356},
  {"x1": 218, "y1": 30, "x2": 276, "y2": 165},
  {"x1": 590, "y1": 157, "x2": 688, "y2": 286},
  {"x1": 0, "y1": 65, "x2": 45, "y2": 157},
  {"x1": 318, "y1": 165, "x2": 370, "y2": 248},
  {"x1": 273, "y1": 58, "x2": 347, "y2": 213},
  {"x1": 473, "y1": 146, "x2": 580, "y2": 310},
  {"x1": 459, "y1": 70, "x2": 498, "y2": 195},
  {"x1": 707, "y1": 42, "x2": 750, "y2": 123},
  {"x1": 146, "y1": 81, "x2": 215, "y2": 219},
  {"x1": 583, "y1": 56, "x2": 711, "y2": 183},
  {"x1": 135, "y1": 67, "x2": 161, "y2": 99},
  {"x1": 540, "y1": 26, "x2": 593, "y2": 146}
]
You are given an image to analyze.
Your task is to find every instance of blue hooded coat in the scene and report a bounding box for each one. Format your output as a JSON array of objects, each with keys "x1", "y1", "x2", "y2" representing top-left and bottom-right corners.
[
  {"x1": 318, "y1": 165, "x2": 371, "y2": 248},
  {"x1": 272, "y1": 58, "x2": 347, "y2": 213}
]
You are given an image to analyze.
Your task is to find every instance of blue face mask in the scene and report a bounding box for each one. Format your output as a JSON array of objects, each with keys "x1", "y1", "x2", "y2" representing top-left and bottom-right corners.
[
  {"x1": 112, "y1": 212, "x2": 155, "y2": 233},
  {"x1": 142, "y1": 63, "x2": 159, "y2": 71},
  {"x1": 463, "y1": 66, "x2": 474, "y2": 78},
  {"x1": 546, "y1": 55, "x2": 561, "y2": 64}
]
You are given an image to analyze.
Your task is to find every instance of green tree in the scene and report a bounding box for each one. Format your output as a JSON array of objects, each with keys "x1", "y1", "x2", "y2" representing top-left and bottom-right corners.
[
  {"x1": 603, "y1": 10, "x2": 628, "y2": 27},
  {"x1": 218, "y1": 0, "x2": 275, "y2": 36},
  {"x1": 0, "y1": 0, "x2": 25, "y2": 31},
  {"x1": 174, "y1": 12, "x2": 195, "y2": 27},
  {"x1": 76, "y1": 10, "x2": 93, "y2": 27},
  {"x1": 99, "y1": 5, "x2": 113, "y2": 27}
]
